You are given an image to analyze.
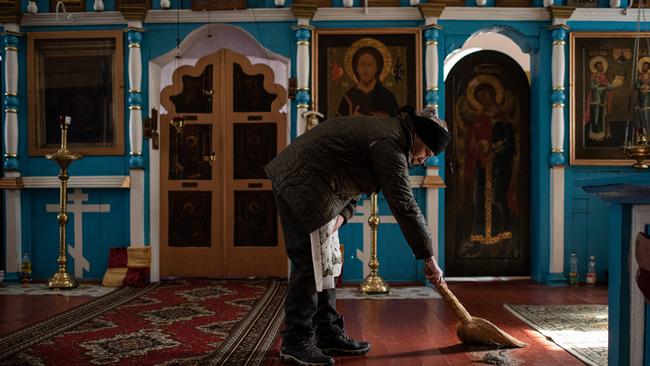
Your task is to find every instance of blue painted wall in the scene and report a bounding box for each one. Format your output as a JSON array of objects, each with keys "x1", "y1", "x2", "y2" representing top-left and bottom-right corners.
[
  {"x1": 27, "y1": 189, "x2": 129, "y2": 280},
  {"x1": 3, "y1": 2, "x2": 644, "y2": 284},
  {"x1": 565, "y1": 168, "x2": 638, "y2": 284},
  {"x1": 560, "y1": 18, "x2": 650, "y2": 286}
]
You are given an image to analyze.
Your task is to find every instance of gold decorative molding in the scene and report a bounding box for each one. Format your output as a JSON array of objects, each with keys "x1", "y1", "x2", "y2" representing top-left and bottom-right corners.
[
  {"x1": 123, "y1": 26, "x2": 145, "y2": 33},
  {"x1": 549, "y1": 23, "x2": 570, "y2": 31},
  {"x1": 421, "y1": 175, "x2": 446, "y2": 189},
  {"x1": 418, "y1": 3, "x2": 445, "y2": 19},
  {"x1": 548, "y1": 6, "x2": 576, "y2": 20},
  {"x1": 0, "y1": 177, "x2": 24, "y2": 189},
  {"x1": 291, "y1": 0, "x2": 319, "y2": 19}
]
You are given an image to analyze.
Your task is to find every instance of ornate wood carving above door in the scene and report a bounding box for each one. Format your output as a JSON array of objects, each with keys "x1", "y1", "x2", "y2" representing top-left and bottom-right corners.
[{"x1": 191, "y1": 0, "x2": 246, "y2": 11}]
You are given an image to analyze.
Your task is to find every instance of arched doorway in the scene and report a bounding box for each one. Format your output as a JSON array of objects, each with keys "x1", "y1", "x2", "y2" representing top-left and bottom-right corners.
[
  {"x1": 444, "y1": 50, "x2": 530, "y2": 276},
  {"x1": 158, "y1": 49, "x2": 287, "y2": 278}
]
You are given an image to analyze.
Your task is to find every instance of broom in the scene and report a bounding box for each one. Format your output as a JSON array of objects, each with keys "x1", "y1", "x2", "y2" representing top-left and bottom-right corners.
[{"x1": 433, "y1": 279, "x2": 526, "y2": 348}]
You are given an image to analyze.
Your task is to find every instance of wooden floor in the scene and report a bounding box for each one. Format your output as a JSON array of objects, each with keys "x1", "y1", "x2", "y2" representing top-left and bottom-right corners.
[
  {"x1": 268, "y1": 281, "x2": 608, "y2": 366},
  {"x1": 0, "y1": 281, "x2": 607, "y2": 365}
]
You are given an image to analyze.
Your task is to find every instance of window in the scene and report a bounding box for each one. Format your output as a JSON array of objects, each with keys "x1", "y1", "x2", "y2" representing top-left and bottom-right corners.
[{"x1": 28, "y1": 31, "x2": 124, "y2": 156}]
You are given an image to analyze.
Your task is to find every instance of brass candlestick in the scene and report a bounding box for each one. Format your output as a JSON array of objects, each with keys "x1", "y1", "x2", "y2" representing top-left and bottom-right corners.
[
  {"x1": 46, "y1": 116, "x2": 82, "y2": 289},
  {"x1": 359, "y1": 193, "x2": 389, "y2": 294},
  {"x1": 623, "y1": 128, "x2": 650, "y2": 169}
]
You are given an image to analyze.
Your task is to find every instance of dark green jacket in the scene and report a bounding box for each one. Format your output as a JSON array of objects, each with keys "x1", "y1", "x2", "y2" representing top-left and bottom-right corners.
[{"x1": 265, "y1": 115, "x2": 433, "y2": 259}]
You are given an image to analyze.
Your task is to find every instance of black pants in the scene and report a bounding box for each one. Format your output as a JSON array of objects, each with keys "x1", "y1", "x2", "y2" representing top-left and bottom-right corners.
[{"x1": 274, "y1": 193, "x2": 343, "y2": 346}]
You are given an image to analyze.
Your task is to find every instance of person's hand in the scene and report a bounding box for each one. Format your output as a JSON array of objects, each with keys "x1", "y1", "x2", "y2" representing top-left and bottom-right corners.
[
  {"x1": 333, "y1": 215, "x2": 345, "y2": 232},
  {"x1": 424, "y1": 256, "x2": 444, "y2": 286}
]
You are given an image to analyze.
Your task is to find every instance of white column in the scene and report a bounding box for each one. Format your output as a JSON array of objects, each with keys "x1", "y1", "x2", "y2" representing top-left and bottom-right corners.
[
  {"x1": 423, "y1": 20, "x2": 441, "y2": 114},
  {"x1": 4, "y1": 173, "x2": 21, "y2": 277},
  {"x1": 3, "y1": 27, "x2": 21, "y2": 172},
  {"x1": 126, "y1": 26, "x2": 145, "y2": 248},
  {"x1": 549, "y1": 168, "x2": 564, "y2": 274},
  {"x1": 422, "y1": 19, "x2": 443, "y2": 267},
  {"x1": 126, "y1": 25, "x2": 144, "y2": 162},
  {"x1": 548, "y1": 24, "x2": 568, "y2": 283},
  {"x1": 3, "y1": 27, "x2": 23, "y2": 278},
  {"x1": 293, "y1": 21, "x2": 312, "y2": 137},
  {"x1": 424, "y1": 166, "x2": 442, "y2": 260}
]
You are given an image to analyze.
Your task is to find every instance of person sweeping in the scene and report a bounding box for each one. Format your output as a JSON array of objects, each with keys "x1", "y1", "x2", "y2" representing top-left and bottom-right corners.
[{"x1": 265, "y1": 106, "x2": 521, "y2": 366}]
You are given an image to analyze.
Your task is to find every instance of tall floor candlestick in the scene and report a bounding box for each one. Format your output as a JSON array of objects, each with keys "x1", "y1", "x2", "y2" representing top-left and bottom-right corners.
[
  {"x1": 47, "y1": 116, "x2": 82, "y2": 289},
  {"x1": 358, "y1": 193, "x2": 390, "y2": 294}
]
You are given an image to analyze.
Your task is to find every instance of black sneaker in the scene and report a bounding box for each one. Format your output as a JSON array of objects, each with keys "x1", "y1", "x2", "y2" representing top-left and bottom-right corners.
[
  {"x1": 316, "y1": 328, "x2": 371, "y2": 356},
  {"x1": 280, "y1": 339, "x2": 335, "y2": 366}
]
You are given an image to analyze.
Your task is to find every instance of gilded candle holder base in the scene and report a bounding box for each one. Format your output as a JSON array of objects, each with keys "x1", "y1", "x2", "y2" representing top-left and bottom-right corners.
[
  {"x1": 623, "y1": 145, "x2": 649, "y2": 169},
  {"x1": 623, "y1": 129, "x2": 650, "y2": 169},
  {"x1": 359, "y1": 271, "x2": 390, "y2": 294},
  {"x1": 358, "y1": 193, "x2": 390, "y2": 294},
  {"x1": 47, "y1": 269, "x2": 78, "y2": 289}
]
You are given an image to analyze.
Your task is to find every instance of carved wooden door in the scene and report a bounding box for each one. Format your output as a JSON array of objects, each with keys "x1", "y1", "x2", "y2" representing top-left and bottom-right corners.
[
  {"x1": 444, "y1": 50, "x2": 530, "y2": 276},
  {"x1": 160, "y1": 49, "x2": 287, "y2": 278}
]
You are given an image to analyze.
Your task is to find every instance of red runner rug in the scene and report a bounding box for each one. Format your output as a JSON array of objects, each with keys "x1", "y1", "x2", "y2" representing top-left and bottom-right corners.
[{"x1": 0, "y1": 279, "x2": 286, "y2": 365}]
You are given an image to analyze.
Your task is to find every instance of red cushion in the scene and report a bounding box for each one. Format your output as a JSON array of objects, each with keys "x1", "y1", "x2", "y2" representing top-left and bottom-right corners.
[
  {"x1": 124, "y1": 267, "x2": 150, "y2": 287},
  {"x1": 108, "y1": 248, "x2": 128, "y2": 268}
]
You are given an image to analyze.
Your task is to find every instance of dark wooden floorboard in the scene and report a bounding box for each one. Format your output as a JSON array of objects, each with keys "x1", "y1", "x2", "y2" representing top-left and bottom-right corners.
[
  {"x1": 0, "y1": 281, "x2": 607, "y2": 365},
  {"x1": 268, "y1": 281, "x2": 607, "y2": 366},
  {"x1": 0, "y1": 292, "x2": 93, "y2": 336}
]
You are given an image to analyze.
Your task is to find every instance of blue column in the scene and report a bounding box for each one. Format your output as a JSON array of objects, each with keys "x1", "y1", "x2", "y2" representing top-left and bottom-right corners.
[
  {"x1": 3, "y1": 31, "x2": 22, "y2": 172},
  {"x1": 294, "y1": 25, "x2": 312, "y2": 110},
  {"x1": 126, "y1": 28, "x2": 144, "y2": 169},
  {"x1": 549, "y1": 26, "x2": 567, "y2": 167},
  {"x1": 423, "y1": 26, "x2": 440, "y2": 112}
]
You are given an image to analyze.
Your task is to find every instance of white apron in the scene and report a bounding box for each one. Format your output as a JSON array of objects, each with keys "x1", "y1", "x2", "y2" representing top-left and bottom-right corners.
[{"x1": 309, "y1": 218, "x2": 343, "y2": 292}]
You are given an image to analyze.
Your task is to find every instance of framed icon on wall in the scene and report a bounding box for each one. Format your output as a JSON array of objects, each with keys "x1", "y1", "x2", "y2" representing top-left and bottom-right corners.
[{"x1": 314, "y1": 29, "x2": 421, "y2": 120}]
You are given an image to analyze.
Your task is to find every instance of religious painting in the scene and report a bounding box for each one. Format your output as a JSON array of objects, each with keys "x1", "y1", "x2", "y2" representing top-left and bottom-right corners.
[
  {"x1": 570, "y1": 32, "x2": 650, "y2": 165},
  {"x1": 168, "y1": 191, "x2": 211, "y2": 247},
  {"x1": 445, "y1": 50, "x2": 530, "y2": 277},
  {"x1": 315, "y1": 29, "x2": 420, "y2": 119}
]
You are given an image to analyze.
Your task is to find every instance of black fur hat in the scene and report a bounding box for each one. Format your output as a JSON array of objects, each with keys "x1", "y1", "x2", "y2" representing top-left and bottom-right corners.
[{"x1": 401, "y1": 106, "x2": 451, "y2": 155}]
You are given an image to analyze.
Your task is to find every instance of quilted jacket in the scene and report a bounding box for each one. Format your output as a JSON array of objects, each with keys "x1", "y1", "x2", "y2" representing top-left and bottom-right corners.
[{"x1": 265, "y1": 115, "x2": 434, "y2": 260}]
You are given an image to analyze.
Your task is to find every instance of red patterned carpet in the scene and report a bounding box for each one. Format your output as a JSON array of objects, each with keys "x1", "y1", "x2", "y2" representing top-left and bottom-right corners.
[{"x1": 0, "y1": 279, "x2": 286, "y2": 365}]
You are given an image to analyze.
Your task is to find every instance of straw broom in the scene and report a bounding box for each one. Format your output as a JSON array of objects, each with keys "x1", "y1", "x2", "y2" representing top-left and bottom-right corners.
[{"x1": 433, "y1": 279, "x2": 526, "y2": 348}]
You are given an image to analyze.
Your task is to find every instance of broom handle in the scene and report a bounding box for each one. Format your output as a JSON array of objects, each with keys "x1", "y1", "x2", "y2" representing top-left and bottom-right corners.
[{"x1": 433, "y1": 280, "x2": 472, "y2": 324}]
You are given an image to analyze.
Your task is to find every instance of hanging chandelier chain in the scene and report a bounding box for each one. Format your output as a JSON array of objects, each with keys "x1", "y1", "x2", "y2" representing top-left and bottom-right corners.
[{"x1": 632, "y1": 1, "x2": 642, "y2": 86}]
